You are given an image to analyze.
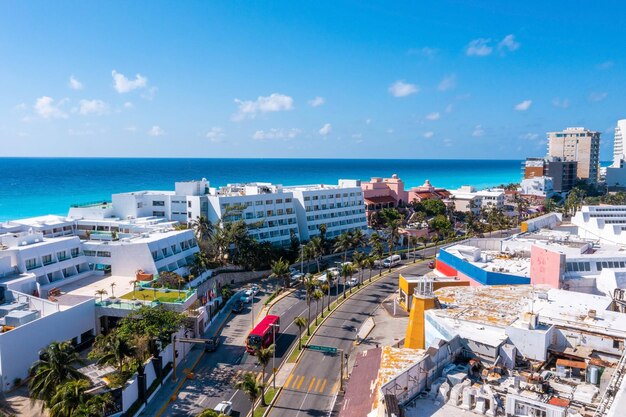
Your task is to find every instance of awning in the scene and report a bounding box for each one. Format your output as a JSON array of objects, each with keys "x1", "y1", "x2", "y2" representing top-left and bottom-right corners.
[{"x1": 365, "y1": 196, "x2": 396, "y2": 204}]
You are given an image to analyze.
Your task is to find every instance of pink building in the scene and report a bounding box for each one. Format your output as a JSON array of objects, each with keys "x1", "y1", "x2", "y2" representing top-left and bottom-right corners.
[
  {"x1": 361, "y1": 175, "x2": 408, "y2": 221},
  {"x1": 407, "y1": 179, "x2": 451, "y2": 204}
]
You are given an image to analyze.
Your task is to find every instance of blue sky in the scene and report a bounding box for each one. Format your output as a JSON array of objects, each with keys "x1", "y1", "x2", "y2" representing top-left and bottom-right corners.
[{"x1": 0, "y1": 1, "x2": 624, "y2": 159}]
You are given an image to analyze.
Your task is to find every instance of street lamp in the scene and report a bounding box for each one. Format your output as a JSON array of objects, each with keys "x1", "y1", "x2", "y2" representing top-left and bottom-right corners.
[
  {"x1": 300, "y1": 244, "x2": 305, "y2": 275},
  {"x1": 270, "y1": 323, "x2": 279, "y2": 390}
]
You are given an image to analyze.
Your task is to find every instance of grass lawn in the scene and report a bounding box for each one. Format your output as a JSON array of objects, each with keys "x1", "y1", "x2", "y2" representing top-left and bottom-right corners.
[
  {"x1": 253, "y1": 388, "x2": 277, "y2": 417},
  {"x1": 120, "y1": 287, "x2": 189, "y2": 303}
]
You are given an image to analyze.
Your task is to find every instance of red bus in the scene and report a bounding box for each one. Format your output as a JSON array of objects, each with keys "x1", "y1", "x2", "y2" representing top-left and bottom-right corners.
[{"x1": 246, "y1": 315, "x2": 280, "y2": 354}]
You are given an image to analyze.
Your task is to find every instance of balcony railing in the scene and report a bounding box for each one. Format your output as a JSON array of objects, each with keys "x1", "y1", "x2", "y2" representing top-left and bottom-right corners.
[{"x1": 26, "y1": 263, "x2": 41, "y2": 271}]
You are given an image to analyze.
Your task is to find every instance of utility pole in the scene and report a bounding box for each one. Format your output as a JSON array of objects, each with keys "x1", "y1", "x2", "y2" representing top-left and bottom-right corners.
[
  {"x1": 339, "y1": 348, "x2": 346, "y2": 392},
  {"x1": 271, "y1": 324, "x2": 278, "y2": 390}
]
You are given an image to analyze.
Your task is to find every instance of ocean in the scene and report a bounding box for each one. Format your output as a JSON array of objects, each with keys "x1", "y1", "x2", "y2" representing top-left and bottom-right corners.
[{"x1": 0, "y1": 158, "x2": 523, "y2": 221}]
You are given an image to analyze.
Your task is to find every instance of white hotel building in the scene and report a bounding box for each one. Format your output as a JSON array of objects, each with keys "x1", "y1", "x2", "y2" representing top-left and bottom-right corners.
[{"x1": 100, "y1": 178, "x2": 368, "y2": 246}]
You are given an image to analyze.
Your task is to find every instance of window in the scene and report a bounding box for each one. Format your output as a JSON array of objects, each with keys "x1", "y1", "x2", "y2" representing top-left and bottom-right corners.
[
  {"x1": 286, "y1": 198, "x2": 292, "y2": 203},
  {"x1": 96, "y1": 251, "x2": 111, "y2": 258},
  {"x1": 256, "y1": 201, "x2": 263, "y2": 206},
  {"x1": 153, "y1": 200, "x2": 165, "y2": 206},
  {"x1": 266, "y1": 200, "x2": 273, "y2": 205},
  {"x1": 153, "y1": 211, "x2": 165, "y2": 217},
  {"x1": 71, "y1": 248, "x2": 80, "y2": 258},
  {"x1": 276, "y1": 199, "x2": 283, "y2": 204},
  {"x1": 84, "y1": 250, "x2": 96, "y2": 256},
  {"x1": 25, "y1": 258, "x2": 38, "y2": 270}
]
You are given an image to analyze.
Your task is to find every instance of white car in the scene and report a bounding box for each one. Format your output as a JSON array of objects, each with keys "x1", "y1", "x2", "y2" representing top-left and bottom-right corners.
[
  {"x1": 326, "y1": 267, "x2": 340, "y2": 276},
  {"x1": 347, "y1": 278, "x2": 359, "y2": 287},
  {"x1": 214, "y1": 400, "x2": 233, "y2": 415},
  {"x1": 241, "y1": 290, "x2": 254, "y2": 303},
  {"x1": 250, "y1": 284, "x2": 260, "y2": 296}
]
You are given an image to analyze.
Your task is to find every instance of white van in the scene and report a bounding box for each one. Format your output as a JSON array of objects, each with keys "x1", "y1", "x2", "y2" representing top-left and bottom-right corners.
[{"x1": 382, "y1": 254, "x2": 401, "y2": 268}]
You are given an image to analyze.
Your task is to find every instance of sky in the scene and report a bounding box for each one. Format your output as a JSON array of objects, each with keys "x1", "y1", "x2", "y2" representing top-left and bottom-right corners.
[{"x1": 0, "y1": 1, "x2": 625, "y2": 159}]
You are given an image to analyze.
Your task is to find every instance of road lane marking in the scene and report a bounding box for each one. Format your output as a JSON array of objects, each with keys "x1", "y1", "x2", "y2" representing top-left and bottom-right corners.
[
  {"x1": 291, "y1": 375, "x2": 302, "y2": 389},
  {"x1": 228, "y1": 389, "x2": 239, "y2": 402},
  {"x1": 318, "y1": 379, "x2": 327, "y2": 393},
  {"x1": 331, "y1": 380, "x2": 340, "y2": 394},
  {"x1": 296, "y1": 375, "x2": 305, "y2": 390},
  {"x1": 308, "y1": 377, "x2": 316, "y2": 392},
  {"x1": 284, "y1": 373, "x2": 293, "y2": 389},
  {"x1": 256, "y1": 372, "x2": 262, "y2": 382},
  {"x1": 314, "y1": 378, "x2": 323, "y2": 393}
]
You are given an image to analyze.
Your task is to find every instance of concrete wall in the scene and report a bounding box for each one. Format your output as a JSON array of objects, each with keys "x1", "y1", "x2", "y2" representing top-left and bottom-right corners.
[
  {"x1": 0, "y1": 298, "x2": 95, "y2": 390},
  {"x1": 505, "y1": 324, "x2": 554, "y2": 361},
  {"x1": 437, "y1": 249, "x2": 531, "y2": 286},
  {"x1": 530, "y1": 245, "x2": 565, "y2": 288}
]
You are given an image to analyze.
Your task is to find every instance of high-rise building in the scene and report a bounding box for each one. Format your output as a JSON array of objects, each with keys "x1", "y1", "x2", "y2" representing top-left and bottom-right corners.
[
  {"x1": 612, "y1": 119, "x2": 626, "y2": 167},
  {"x1": 547, "y1": 127, "x2": 600, "y2": 183}
]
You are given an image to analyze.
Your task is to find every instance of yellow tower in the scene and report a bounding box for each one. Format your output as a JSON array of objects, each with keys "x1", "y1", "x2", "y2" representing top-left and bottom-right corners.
[{"x1": 404, "y1": 277, "x2": 437, "y2": 349}]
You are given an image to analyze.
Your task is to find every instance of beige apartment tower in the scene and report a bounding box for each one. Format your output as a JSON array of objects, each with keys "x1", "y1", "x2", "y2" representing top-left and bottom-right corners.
[{"x1": 547, "y1": 127, "x2": 600, "y2": 183}]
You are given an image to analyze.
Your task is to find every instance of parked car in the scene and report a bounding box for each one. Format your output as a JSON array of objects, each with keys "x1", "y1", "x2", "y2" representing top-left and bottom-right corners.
[
  {"x1": 250, "y1": 284, "x2": 260, "y2": 296},
  {"x1": 340, "y1": 262, "x2": 357, "y2": 271},
  {"x1": 290, "y1": 273, "x2": 304, "y2": 285},
  {"x1": 232, "y1": 300, "x2": 245, "y2": 313},
  {"x1": 347, "y1": 278, "x2": 359, "y2": 287},
  {"x1": 241, "y1": 289, "x2": 254, "y2": 303},
  {"x1": 326, "y1": 267, "x2": 340, "y2": 276},
  {"x1": 214, "y1": 401, "x2": 233, "y2": 416},
  {"x1": 382, "y1": 254, "x2": 402, "y2": 268},
  {"x1": 428, "y1": 261, "x2": 435, "y2": 269},
  {"x1": 204, "y1": 336, "x2": 220, "y2": 352}
]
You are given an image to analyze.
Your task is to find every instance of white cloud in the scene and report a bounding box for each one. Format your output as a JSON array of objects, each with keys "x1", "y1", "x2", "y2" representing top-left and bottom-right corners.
[
  {"x1": 123, "y1": 101, "x2": 134, "y2": 109},
  {"x1": 498, "y1": 34, "x2": 520, "y2": 52},
  {"x1": 597, "y1": 61, "x2": 614, "y2": 70},
  {"x1": 318, "y1": 123, "x2": 332, "y2": 136},
  {"x1": 438, "y1": 74, "x2": 456, "y2": 92},
  {"x1": 68, "y1": 76, "x2": 83, "y2": 90},
  {"x1": 365, "y1": 119, "x2": 372, "y2": 125},
  {"x1": 147, "y1": 125, "x2": 165, "y2": 136},
  {"x1": 514, "y1": 99, "x2": 532, "y2": 111},
  {"x1": 519, "y1": 132, "x2": 539, "y2": 141},
  {"x1": 141, "y1": 87, "x2": 158, "y2": 101},
  {"x1": 78, "y1": 99, "x2": 108, "y2": 115},
  {"x1": 388, "y1": 80, "x2": 419, "y2": 97},
  {"x1": 445, "y1": 104, "x2": 454, "y2": 113},
  {"x1": 124, "y1": 126, "x2": 137, "y2": 132},
  {"x1": 472, "y1": 125, "x2": 485, "y2": 137},
  {"x1": 407, "y1": 47, "x2": 438, "y2": 57},
  {"x1": 466, "y1": 38, "x2": 493, "y2": 56},
  {"x1": 552, "y1": 98, "x2": 570, "y2": 109},
  {"x1": 308, "y1": 96, "x2": 325, "y2": 107},
  {"x1": 206, "y1": 127, "x2": 225, "y2": 142},
  {"x1": 589, "y1": 92, "x2": 608, "y2": 102},
  {"x1": 112, "y1": 70, "x2": 148, "y2": 93},
  {"x1": 423, "y1": 131, "x2": 434, "y2": 139},
  {"x1": 34, "y1": 96, "x2": 68, "y2": 119},
  {"x1": 252, "y1": 128, "x2": 301, "y2": 140},
  {"x1": 232, "y1": 93, "x2": 294, "y2": 121},
  {"x1": 425, "y1": 112, "x2": 441, "y2": 121}
]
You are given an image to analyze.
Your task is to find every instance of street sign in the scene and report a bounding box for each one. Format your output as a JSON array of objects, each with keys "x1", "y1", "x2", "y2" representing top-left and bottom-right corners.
[{"x1": 306, "y1": 344, "x2": 337, "y2": 354}]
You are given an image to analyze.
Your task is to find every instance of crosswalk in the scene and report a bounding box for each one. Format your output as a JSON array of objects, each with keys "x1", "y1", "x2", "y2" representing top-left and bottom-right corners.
[
  {"x1": 230, "y1": 369, "x2": 264, "y2": 383},
  {"x1": 282, "y1": 374, "x2": 334, "y2": 395}
]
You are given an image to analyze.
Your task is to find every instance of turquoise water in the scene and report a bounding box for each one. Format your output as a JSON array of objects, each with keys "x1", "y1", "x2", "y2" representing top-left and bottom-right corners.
[{"x1": 0, "y1": 158, "x2": 523, "y2": 221}]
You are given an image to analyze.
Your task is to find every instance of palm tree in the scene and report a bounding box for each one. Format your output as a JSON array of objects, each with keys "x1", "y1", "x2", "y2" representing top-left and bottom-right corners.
[
  {"x1": 386, "y1": 219, "x2": 402, "y2": 268},
  {"x1": 333, "y1": 232, "x2": 353, "y2": 263},
  {"x1": 308, "y1": 236, "x2": 324, "y2": 274},
  {"x1": 350, "y1": 229, "x2": 368, "y2": 252},
  {"x1": 326, "y1": 271, "x2": 335, "y2": 312},
  {"x1": 317, "y1": 223, "x2": 328, "y2": 253},
  {"x1": 49, "y1": 379, "x2": 91, "y2": 417},
  {"x1": 303, "y1": 274, "x2": 316, "y2": 336},
  {"x1": 320, "y1": 282, "x2": 330, "y2": 317},
  {"x1": 88, "y1": 333, "x2": 136, "y2": 373},
  {"x1": 109, "y1": 282, "x2": 116, "y2": 298},
  {"x1": 364, "y1": 256, "x2": 376, "y2": 282},
  {"x1": 129, "y1": 280, "x2": 140, "y2": 299},
  {"x1": 312, "y1": 289, "x2": 323, "y2": 325},
  {"x1": 255, "y1": 345, "x2": 274, "y2": 406},
  {"x1": 74, "y1": 392, "x2": 113, "y2": 417},
  {"x1": 270, "y1": 257, "x2": 292, "y2": 288},
  {"x1": 293, "y1": 316, "x2": 308, "y2": 350},
  {"x1": 94, "y1": 289, "x2": 107, "y2": 303},
  {"x1": 235, "y1": 373, "x2": 263, "y2": 417},
  {"x1": 299, "y1": 244, "x2": 314, "y2": 274},
  {"x1": 29, "y1": 341, "x2": 86, "y2": 409},
  {"x1": 352, "y1": 251, "x2": 365, "y2": 286},
  {"x1": 369, "y1": 232, "x2": 384, "y2": 260},
  {"x1": 340, "y1": 263, "x2": 354, "y2": 299},
  {"x1": 189, "y1": 215, "x2": 214, "y2": 244}
]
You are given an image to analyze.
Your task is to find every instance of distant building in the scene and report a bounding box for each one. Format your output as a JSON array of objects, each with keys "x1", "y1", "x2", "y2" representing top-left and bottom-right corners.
[
  {"x1": 547, "y1": 127, "x2": 600, "y2": 183},
  {"x1": 406, "y1": 179, "x2": 451, "y2": 204},
  {"x1": 605, "y1": 120, "x2": 626, "y2": 188},
  {"x1": 73, "y1": 178, "x2": 368, "y2": 247},
  {"x1": 520, "y1": 176, "x2": 553, "y2": 197},
  {"x1": 523, "y1": 157, "x2": 577, "y2": 193},
  {"x1": 361, "y1": 175, "x2": 407, "y2": 223},
  {"x1": 449, "y1": 186, "x2": 505, "y2": 214}
]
